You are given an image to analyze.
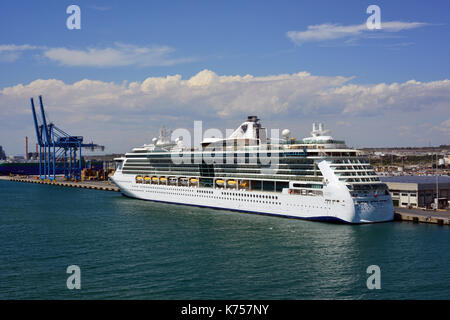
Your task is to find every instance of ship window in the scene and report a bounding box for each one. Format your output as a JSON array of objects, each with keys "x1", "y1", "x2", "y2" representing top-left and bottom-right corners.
[{"x1": 263, "y1": 181, "x2": 274, "y2": 192}]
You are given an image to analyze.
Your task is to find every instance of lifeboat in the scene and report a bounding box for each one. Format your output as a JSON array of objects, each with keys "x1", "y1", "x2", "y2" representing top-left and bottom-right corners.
[
  {"x1": 215, "y1": 179, "x2": 225, "y2": 186},
  {"x1": 151, "y1": 176, "x2": 159, "y2": 183},
  {"x1": 189, "y1": 178, "x2": 199, "y2": 184},
  {"x1": 143, "y1": 176, "x2": 151, "y2": 184},
  {"x1": 179, "y1": 177, "x2": 189, "y2": 185},
  {"x1": 135, "y1": 175, "x2": 143, "y2": 183},
  {"x1": 227, "y1": 180, "x2": 237, "y2": 186},
  {"x1": 168, "y1": 176, "x2": 177, "y2": 185},
  {"x1": 159, "y1": 177, "x2": 167, "y2": 183},
  {"x1": 239, "y1": 181, "x2": 249, "y2": 188}
]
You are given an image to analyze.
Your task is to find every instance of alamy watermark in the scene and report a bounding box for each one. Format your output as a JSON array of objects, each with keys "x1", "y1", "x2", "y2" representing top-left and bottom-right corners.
[
  {"x1": 366, "y1": 5, "x2": 381, "y2": 30},
  {"x1": 366, "y1": 265, "x2": 381, "y2": 289},
  {"x1": 66, "y1": 5, "x2": 81, "y2": 30},
  {"x1": 66, "y1": 265, "x2": 81, "y2": 289},
  {"x1": 168, "y1": 121, "x2": 280, "y2": 174}
]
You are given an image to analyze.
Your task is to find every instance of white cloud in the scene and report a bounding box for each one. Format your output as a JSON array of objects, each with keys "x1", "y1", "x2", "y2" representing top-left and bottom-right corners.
[
  {"x1": 0, "y1": 70, "x2": 449, "y2": 153},
  {"x1": 1, "y1": 70, "x2": 448, "y2": 119},
  {"x1": 287, "y1": 21, "x2": 429, "y2": 45},
  {"x1": 0, "y1": 44, "x2": 41, "y2": 62},
  {"x1": 430, "y1": 119, "x2": 450, "y2": 135},
  {"x1": 0, "y1": 43, "x2": 193, "y2": 67},
  {"x1": 43, "y1": 43, "x2": 194, "y2": 67},
  {"x1": 0, "y1": 44, "x2": 40, "y2": 52}
]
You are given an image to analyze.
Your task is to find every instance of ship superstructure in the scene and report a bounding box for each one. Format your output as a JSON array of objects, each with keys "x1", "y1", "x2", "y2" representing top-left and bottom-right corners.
[{"x1": 111, "y1": 117, "x2": 393, "y2": 223}]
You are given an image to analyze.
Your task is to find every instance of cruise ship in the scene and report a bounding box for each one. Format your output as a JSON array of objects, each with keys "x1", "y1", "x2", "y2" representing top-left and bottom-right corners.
[{"x1": 111, "y1": 117, "x2": 394, "y2": 223}]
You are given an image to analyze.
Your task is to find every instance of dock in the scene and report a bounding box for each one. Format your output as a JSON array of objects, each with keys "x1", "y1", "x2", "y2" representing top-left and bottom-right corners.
[
  {"x1": 0, "y1": 175, "x2": 119, "y2": 192},
  {"x1": 2, "y1": 175, "x2": 450, "y2": 225},
  {"x1": 394, "y1": 207, "x2": 450, "y2": 226}
]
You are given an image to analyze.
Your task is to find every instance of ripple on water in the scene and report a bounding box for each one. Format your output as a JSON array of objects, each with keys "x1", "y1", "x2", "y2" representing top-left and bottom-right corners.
[{"x1": 1, "y1": 180, "x2": 449, "y2": 299}]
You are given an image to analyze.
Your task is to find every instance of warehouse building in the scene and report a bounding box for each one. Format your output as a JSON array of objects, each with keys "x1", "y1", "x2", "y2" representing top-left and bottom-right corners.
[{"x1": 380, "y1": 176, "x2": 450, "y2": 209}]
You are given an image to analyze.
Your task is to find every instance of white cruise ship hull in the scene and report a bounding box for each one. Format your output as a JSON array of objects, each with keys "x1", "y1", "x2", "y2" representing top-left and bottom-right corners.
[{"x1": 111, "y1": 172, "x2": 394, "y2": 224}]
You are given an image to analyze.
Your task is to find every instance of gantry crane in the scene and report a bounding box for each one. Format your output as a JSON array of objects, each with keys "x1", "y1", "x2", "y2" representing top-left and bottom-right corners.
[{"x1": 31, "y1": 96, "x2": 105, "y2": 180}]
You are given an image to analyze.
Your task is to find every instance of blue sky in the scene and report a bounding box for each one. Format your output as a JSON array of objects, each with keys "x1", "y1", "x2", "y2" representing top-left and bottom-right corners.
[{"x1": 0, "y1": 0, "x2": 449, "y2": 154}]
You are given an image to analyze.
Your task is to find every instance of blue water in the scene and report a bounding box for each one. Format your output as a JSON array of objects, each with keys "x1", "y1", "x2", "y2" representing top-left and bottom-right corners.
[{"x1": 0, "y1": 180, "x2": 449, "y2": 299}]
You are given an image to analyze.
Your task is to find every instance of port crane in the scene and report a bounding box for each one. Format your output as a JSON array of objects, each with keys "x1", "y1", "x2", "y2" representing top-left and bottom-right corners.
[{"x1": 30, "y1": 96, "x2": 105, "y2": 180}]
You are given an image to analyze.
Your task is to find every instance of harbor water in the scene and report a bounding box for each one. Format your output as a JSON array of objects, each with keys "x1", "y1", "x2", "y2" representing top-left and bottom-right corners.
[{"x1": 0, "y1": 180, "x2": 449, "y2": 299}]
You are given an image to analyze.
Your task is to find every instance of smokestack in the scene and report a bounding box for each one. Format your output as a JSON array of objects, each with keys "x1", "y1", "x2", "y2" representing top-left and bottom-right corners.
[{"x1": 25, "y1": 136, "x2": 28, "y2": 160}]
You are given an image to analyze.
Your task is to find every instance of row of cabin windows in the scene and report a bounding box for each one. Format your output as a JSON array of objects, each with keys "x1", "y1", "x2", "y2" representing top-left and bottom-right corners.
[
  {"x1": 133, "y1": 178, "x2": 289, "y2": 193},
  {"x1": 136, "y1": 185, "x2": 281, "y2": 203},
  {"x1": 124, "y1": 161, "x2": 316, "y2": 168},
  {"x1": 124, "y1": 172, "x2": 323, "y2": 183},
  {"x1": 124, "y1": 163, "x2": 317, "y2": 171},
  {"x1": 126, "y1": 156, "x2": 315, "y2": 164}
]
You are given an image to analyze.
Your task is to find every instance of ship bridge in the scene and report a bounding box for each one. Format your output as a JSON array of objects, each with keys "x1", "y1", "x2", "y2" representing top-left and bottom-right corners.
[{"x1": 201, "y1": 116, "x2": 267, "y2": 150}]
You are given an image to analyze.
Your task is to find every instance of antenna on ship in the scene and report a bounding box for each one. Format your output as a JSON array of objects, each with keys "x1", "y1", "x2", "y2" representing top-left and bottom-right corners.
[{"x1": 311, "y1": 122, "x2": 330, "y2": 137}]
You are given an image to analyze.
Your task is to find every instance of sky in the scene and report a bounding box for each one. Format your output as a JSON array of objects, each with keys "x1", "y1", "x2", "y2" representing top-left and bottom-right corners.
[{"x1": 0, "y1": 0, "x2": 449, "y2": 155}]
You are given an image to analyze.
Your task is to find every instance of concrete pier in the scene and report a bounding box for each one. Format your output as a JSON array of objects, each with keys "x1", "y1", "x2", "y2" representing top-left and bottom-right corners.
[
  {"x1": 394, "y1": 207, "x2": 450, "y2": 226},
  {"x1": 0, "y1": 175, "x2": 119, "y2": 192}
]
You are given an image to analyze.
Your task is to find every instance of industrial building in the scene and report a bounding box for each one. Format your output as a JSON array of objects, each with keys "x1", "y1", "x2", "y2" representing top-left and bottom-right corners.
[
  {"x1": 381, "y1": 176, "x2": 450, "y2": 209},
  {"x1": 0, "y1": 145, "x2": 5, "y2": 160}
]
